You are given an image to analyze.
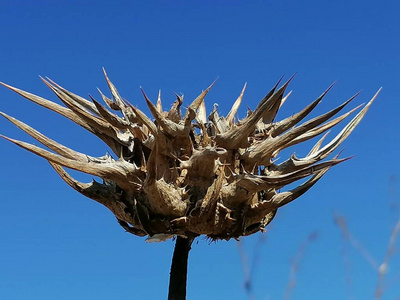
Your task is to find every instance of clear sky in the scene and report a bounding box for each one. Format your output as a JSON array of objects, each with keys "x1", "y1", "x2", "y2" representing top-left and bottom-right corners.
[{"x1": 0, "y1": 1, "x2": 399, "y2": 299}]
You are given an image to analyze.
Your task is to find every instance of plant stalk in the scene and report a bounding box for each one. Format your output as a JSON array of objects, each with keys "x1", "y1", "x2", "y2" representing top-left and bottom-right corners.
[{"x1": 168, "y1": 236, "x2": 194, "y2": 300}]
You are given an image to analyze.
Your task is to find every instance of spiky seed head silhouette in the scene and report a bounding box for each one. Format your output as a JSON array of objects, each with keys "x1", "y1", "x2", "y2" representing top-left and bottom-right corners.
[{"x1": 0, "y1": 70, "x2": 380, "y2": 242}]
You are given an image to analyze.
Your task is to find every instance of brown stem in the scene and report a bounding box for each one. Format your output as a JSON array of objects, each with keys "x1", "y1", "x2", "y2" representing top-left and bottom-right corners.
[{"x1": 168, "y1": 236, "x2": 194, "y2": 300}]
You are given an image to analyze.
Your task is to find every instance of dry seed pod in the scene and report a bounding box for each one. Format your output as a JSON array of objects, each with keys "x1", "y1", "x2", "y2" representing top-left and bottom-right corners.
[{"x1": 0, "y1": 73, "x2": 380, "y2": 241}]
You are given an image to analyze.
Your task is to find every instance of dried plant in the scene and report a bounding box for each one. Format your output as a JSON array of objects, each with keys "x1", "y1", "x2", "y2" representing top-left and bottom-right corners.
[
  {"x1": 0, "y1": 70, "x2": 379, "y2": 299},
  {"x1": 237, "y1": 234, "x2": 267, "y2": 300},
  {"x1": 284, "y1": 231, "x2": 319, "y2": 300},
  {"x1": 334, "y1": 211, "x2": 400, "y2": 299}
]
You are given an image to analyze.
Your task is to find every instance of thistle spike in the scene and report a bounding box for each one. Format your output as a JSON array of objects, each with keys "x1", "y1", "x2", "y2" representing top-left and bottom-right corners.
[
  {"x1": 44, "y1": 77, "x2": 100, "y2": 115},
  {"x1": 1, "y1": 134, "x2": 143, "y2": 191},
  {"x1": 197, "y1": 99, "x2": 207, "y2": 125},
  {"x1": 273, "y1": 92, "x2": 360, "y2": 150},
  {"x1": 156, "y1": 89, "x2": 162, "y2": 113},
  {"x1": 0, "y1": 111, "x2": 88, "y2": 161},
  {"x1": 308, "y1": 131, "x2": 330, "y2": 156},
  {"x1": 167, "y1": 93, "x2": 183, "y2": 123},
  {"x1": 90, "y1": 95, "x2": 130, "y2": 129},
  {"x1": 244, "y1": 167, "x2": 331, "y2": 229},
  {"x1": 285, "y1": 103, "x2": 364, "y2": 149},
  {"x1": 102, "y1": 67, "x2": 125, "y2": 108},
  {"x1": 184, "y1": 79, "x2": 217, "y2": 120},
  {"x1": 310, "y1": 88, "x2": 381, "y2": 160},
  {"x1": 271, "y1": 167, "x2": 330, "y2": 208},
  {"x1": 97, "y1": 87, "x2": 119, "y2": 110},
  {"x1": 0, "y1": 81, "x2": 93, "y2": 132},
  {"x1": 215, "y1": 78, "x2": 291, "y2": 149},
  {"x1": 142, "y1": 87, "x2": 192, "y2": 137},
  {"x1": 279, "y1": 90, "x2": 292, "y2": 108},
  {"x1": 272, "y1": 82, "x2": 337, "y2": 137},
  {"x1": 226, "y1": 82, "x2": 247, "y2": 126},
  {"x1": 126, "y1": 102, "x2": 158, "y2": 136}
]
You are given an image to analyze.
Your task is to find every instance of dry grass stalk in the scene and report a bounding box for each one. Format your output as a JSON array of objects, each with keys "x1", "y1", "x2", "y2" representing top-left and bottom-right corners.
[
  {"x1": 284, "y1": 231, "x2": 319, "y2": 300},
  {"x1": 237, "y1": 234, "x2": 267, "y2": 300},
  {"x1": 334, "y1": 211, "x2": 400, "y2": 299},
  {"x1": 375, "y1": 216, "x2": 400, "y2": 299},
  {"x1": 334, "y1": 212, "x2": 379, "y2": 270}
]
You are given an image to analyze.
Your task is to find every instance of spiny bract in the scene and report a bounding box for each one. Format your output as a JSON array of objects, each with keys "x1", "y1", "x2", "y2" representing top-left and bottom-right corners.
[{"x1": 0, "y1": 70, "x2": 380, "y2": 241}]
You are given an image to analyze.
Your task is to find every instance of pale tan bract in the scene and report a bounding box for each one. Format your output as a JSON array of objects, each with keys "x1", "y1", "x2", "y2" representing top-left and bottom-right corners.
[{"x1": 0, "y1": 70, "x2": 380, "y2": 241}]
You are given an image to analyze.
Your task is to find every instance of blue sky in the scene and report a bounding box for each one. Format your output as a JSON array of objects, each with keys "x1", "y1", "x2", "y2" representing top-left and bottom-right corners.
[{"x1": 0, "y1": 1, "x2": 399, "y2": 299}]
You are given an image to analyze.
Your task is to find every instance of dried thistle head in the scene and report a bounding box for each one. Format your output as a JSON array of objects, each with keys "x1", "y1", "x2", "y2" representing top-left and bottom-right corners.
[{"x1": 0, "y1": 70, "x2": 380, "y2": 241}]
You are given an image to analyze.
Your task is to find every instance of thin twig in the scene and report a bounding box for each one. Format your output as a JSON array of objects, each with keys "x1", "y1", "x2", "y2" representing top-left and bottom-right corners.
[
  {"x1": 284, "y1": 231, "x2": 318, "y2": 300},
  {"x1": 237, "y1": 238, "x2": 256, "y2": 300},
  {"x1": 334, "y1": 210, "x2": 400, "y2": 300},
  {"x1": 388, "y1": 175, "x2": 399, "y2": 214},
  {"x1": 333, "y1": 212, "x2": 379, "y2": 270},
  {"x1": 250, "y1": 234, "x2": 267, "y2": 285},
  {"x1": 339, "y1": 229, "x2": 355, "y2": 300},
  {"x1": 237, "y1": 233, "x2": 268, "y2": 300},
  {"x1": 375, "y1": 214, "x2": 400, "y2": 299}
]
